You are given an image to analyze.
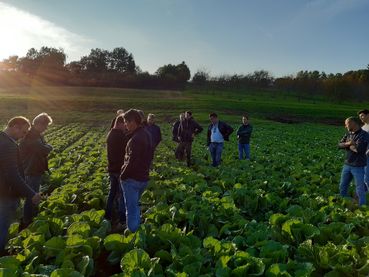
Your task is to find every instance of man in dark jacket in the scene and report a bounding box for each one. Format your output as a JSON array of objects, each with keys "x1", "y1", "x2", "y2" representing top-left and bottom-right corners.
[
  {"x1": 176, "y1": 111, "x2": 203, "y2": 166},
  {"x1": 106, "y1": 115, "x2": 127, "y2": 226},
  {"x1": 19, "y1": 113, "x2": 53, "y2": 227},
  {"x1": 0, "y1": 117, "x2": 41, "y2": 253},
  {"x1": 146, "y1": 113, "x2": 162, "y2": 151},
  {"x1": 237, "y1": 115, "x2": 253, "y2": 160},
  {"x1": 338, "y1": 117, "x2": 369, "y2": 206},
  {"x1": 207, "y1": 113, "x2": 234, "y2": 167},
  {"x1": 120, "y1": 109, "x2": 153, "y2": 232}
]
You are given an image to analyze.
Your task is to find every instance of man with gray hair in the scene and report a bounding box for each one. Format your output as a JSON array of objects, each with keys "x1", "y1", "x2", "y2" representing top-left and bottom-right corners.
[
  {"x1": 338, "y1": 117, "x2": 369, "y2": 206},
  {"x1": 19, "y1": 113, "x2": 53, "y2": 227},
  {"x1": 0, "y1": 116, "x2": 41, "y2": 254}
]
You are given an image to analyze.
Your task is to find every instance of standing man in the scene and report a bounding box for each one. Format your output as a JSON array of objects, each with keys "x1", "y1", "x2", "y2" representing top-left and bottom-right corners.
[
  {"x1": 120, "y1": 109, "x2": 153, "y2": 232},
  {"x1": 358, "y1": 109, "x2": 369, "y2": 191},
  {"x1": 176, "y1": 111, "x2": 203, "y2": 166},
  {"x1": 172, "y1": 113, "x2": 184, "y2": 143},
  {"x1": 106, "y1": 115, "x2": 127, "y2": 227},
  {"x1": 338, "y1": 117, "x2": 369, "y2": 206},
  {"x1": 237, "y1": 115, "x2": 253, "y2": 160},
  {"x1": 19, "y1": 113, "x2": 53, "y2": 227},
  {"x1": 146, "y1": 113, "x2": 162, "y2": 152},
  {"x1": 207, "y1": 113, "x2": 234, "y2": 167},
  {"x1": 0, "y1": 117, "x2": 41, "y2": 254}
]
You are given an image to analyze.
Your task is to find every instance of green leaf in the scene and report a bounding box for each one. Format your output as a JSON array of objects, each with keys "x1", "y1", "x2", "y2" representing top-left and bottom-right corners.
[
  {"x1": 120, "y1": 249, "x2": 152, "y2": 274},
  {"x1": 50, "y1": 268, "x2": 84, "y2": 277},
  {"x1": 44, "y1": 237, "x2": 66, "y2": 257},
  {"x1": 67, "y1": 222, "x2": 91, "y2": 237},
  {"x1": 203, "y1": 237, "x2": 222, "y2": 256}
]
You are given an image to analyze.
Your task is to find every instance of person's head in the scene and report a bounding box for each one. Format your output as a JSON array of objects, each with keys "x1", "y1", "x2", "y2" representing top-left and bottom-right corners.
[
  {"x1": 114, "y1": 115, "x2": 126, "y2": 130},
  {"x1": 116, "y1": 109, "x2": 124, "y2": 116},
  {"x1": 147, "y1": 113, "x2": 155, "y2": 125},
  {"x1": 242, "y1": 115, "x2": 249, "y2": 125},
  {"x1": 209, "y1": 113, "x2": 218, "y2": 124},
  {"x1": 32, "y1": 113, "x2": 53, "y2": 134},
  {"x1": 185, "y1": 111, "x2": 192, "y2": 119},
  {"x1": 179, "y1": 113, "x2": 185, "y2": 121},
  {"x1": 5, "y1": 116, "x2": 31, "y2": 140},
  {"x1": 345, "y1": 117, "x2": 362, "y2": 132},
  {"x1": 123, "y1": 109, "x2": 142, "y2": 132},
  {"x1": 358, "y1": 109, "x2": 369, "y2": 124}
]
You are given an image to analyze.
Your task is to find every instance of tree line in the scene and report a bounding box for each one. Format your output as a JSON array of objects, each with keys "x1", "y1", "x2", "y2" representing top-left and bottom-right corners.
[
  {"x1": 0, "y1": 46, "x2": 190, "y2": 89},
  {"x1": 1, "y1": 46, "x2": 368, "y2": 102}
]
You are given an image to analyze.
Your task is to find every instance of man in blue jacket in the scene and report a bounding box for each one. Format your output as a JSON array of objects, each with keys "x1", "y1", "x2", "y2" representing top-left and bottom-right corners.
[
  {"x1": 338, "y1": 117, "x2": 369, "y2": 206},
  {"x1": 0, "y1": 117, "x2": 41, "y2": 254},
  {"x1": 207, "y1": 113, "x2": 234, "y2": 167},
  {"x1": 146, "y1": 113, "x2": 162, "y2": 152}
]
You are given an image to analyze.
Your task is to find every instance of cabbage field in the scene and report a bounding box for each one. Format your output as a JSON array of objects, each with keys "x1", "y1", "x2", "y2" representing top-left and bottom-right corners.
[{"x1": 1, "y1": 120, "x2": 369, "y2": 277}]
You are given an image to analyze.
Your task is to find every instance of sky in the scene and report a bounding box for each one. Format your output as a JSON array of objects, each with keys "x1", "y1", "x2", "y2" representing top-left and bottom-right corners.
[{"x1": 0, "y1": 0, "x2": 368, "y2": 77}]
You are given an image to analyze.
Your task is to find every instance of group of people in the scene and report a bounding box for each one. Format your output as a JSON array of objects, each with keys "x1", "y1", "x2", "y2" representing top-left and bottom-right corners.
[
  {"x1": 3, "y1": 107, "x2": 369, "y2": 255},
  {"x1": 339, "y1": 109, "x2": 369, "y2": 206},
  {"x1": 172, "y1": 111, "x2": 253, "y2": 167},
  {"x1": 0, "y1": 113, "x2": 53, "y2": 254}
]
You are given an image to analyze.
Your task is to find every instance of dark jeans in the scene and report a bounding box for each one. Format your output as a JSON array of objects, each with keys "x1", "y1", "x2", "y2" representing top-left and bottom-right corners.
[
  {"x1": 238, "y1": 143, "x2": 250, "y2": 160},
  {"x1": 175, "y1": 141, "x2": 192, "y2": 166},
  {"x1": 23, "y1": 175, "x2": 42, "y2": 227},
  {"x1": 0, "y1": 198, "x2": 19, "y2": 252},
  {"x1": 106, "y1": 173, "x2": 126, "y2": 224},
  {"x1": 121, "y1": 178, "x2": 148, "y2": 232},
  {"x1": 209, "y1": 142, "x2": 224, "y2": 167}
]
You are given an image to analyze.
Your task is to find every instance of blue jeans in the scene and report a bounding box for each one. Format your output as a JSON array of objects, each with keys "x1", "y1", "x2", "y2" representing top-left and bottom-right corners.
[
  {"x1": 339, "y1": 165, "x2": 366, "y2": 206},
  {"x1": 106, "y1": 173, "x2": 126, "y2": 223},
  {"x1": 0, "y1": 198, "x2": 19, "y2": 252},
  {"x1": 238, "y1": 143, "x2": 250, "y2": 160},
  {"x1": 23, "y1": 175, "x2": 42, "y2": 226},
  {"x1": 209, "y1": 142, "x2": 224, "y2": 167},
  {"x1": 121, "y1": 179, "x2": 148, "y2": 232},
  {"x1": 364, "y1": 157, "x2": 369, "y2": 192}
]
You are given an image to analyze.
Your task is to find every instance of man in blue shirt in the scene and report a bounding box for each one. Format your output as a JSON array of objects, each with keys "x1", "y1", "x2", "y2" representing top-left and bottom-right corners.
[{"x1": 207, "y1": 113, "x2": 234, "y2": 167}]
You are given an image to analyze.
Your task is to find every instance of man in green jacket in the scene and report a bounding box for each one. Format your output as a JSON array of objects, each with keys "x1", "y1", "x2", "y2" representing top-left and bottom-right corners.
[
  {"x1": 237, "y1": 115, "x2": 253, "y2": 160},
  {"x1": 0, "y1": 116, "x2": 41, "y2": 254}
]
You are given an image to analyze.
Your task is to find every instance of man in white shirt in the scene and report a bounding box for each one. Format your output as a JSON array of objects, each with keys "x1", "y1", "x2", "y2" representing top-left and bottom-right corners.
[
  {"x1": 206, "y1": 113, "x2": 234, "y2": 167},
  {"x1": 358, "y1": 109, "x2": 369, "y2": 191}
]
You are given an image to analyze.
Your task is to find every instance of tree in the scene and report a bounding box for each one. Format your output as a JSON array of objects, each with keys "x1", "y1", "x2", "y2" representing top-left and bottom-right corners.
[
  {"x1": 108, "y1": 47, "x2": 136, "y2": 73},
  {"x1": 80, "y1": 48, "x2": 109, "y2": 73},
  {"x1": 192, "y1": 70, "x2": 209, "y2": 85}
]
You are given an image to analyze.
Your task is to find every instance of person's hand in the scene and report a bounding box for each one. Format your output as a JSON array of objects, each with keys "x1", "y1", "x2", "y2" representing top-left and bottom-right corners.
[
  {"x1": 32, "y1": 193, "x2": 41, "y2": 205},
  {"x1": 349, "y1": 145, "x2": 358, "y2": 153}
]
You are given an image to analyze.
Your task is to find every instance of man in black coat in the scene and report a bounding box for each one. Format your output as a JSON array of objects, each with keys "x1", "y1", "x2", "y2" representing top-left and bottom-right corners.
[
  {"x1": 207, "y1": 113, "x2": 234, "y2": 167},
  {"x1": 106, "y1": 115, "x2": 127, "y2": 226},
  {"x1": 0, "y1": 117, "x2": 41, "y2": 253},
  {"x1": 176, "y1": 111, "x2": 203, "y2": 166},
  {"x1": 19, "y1": 113, "x2": 53, "y2": 227}
]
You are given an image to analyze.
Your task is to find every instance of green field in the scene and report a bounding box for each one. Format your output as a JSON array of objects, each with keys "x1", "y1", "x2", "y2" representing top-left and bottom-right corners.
[
  {"x1": 0, "y1": 86, "x2": 365, "y2": 125},
  {"x1": 1, "y1": 86, "x2": 369, "y2": 276}
]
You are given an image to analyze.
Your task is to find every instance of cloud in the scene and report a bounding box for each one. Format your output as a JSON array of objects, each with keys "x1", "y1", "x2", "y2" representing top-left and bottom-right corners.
[{"x1": 0, "y1": 1, "x2": 92, "y2": 61}]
